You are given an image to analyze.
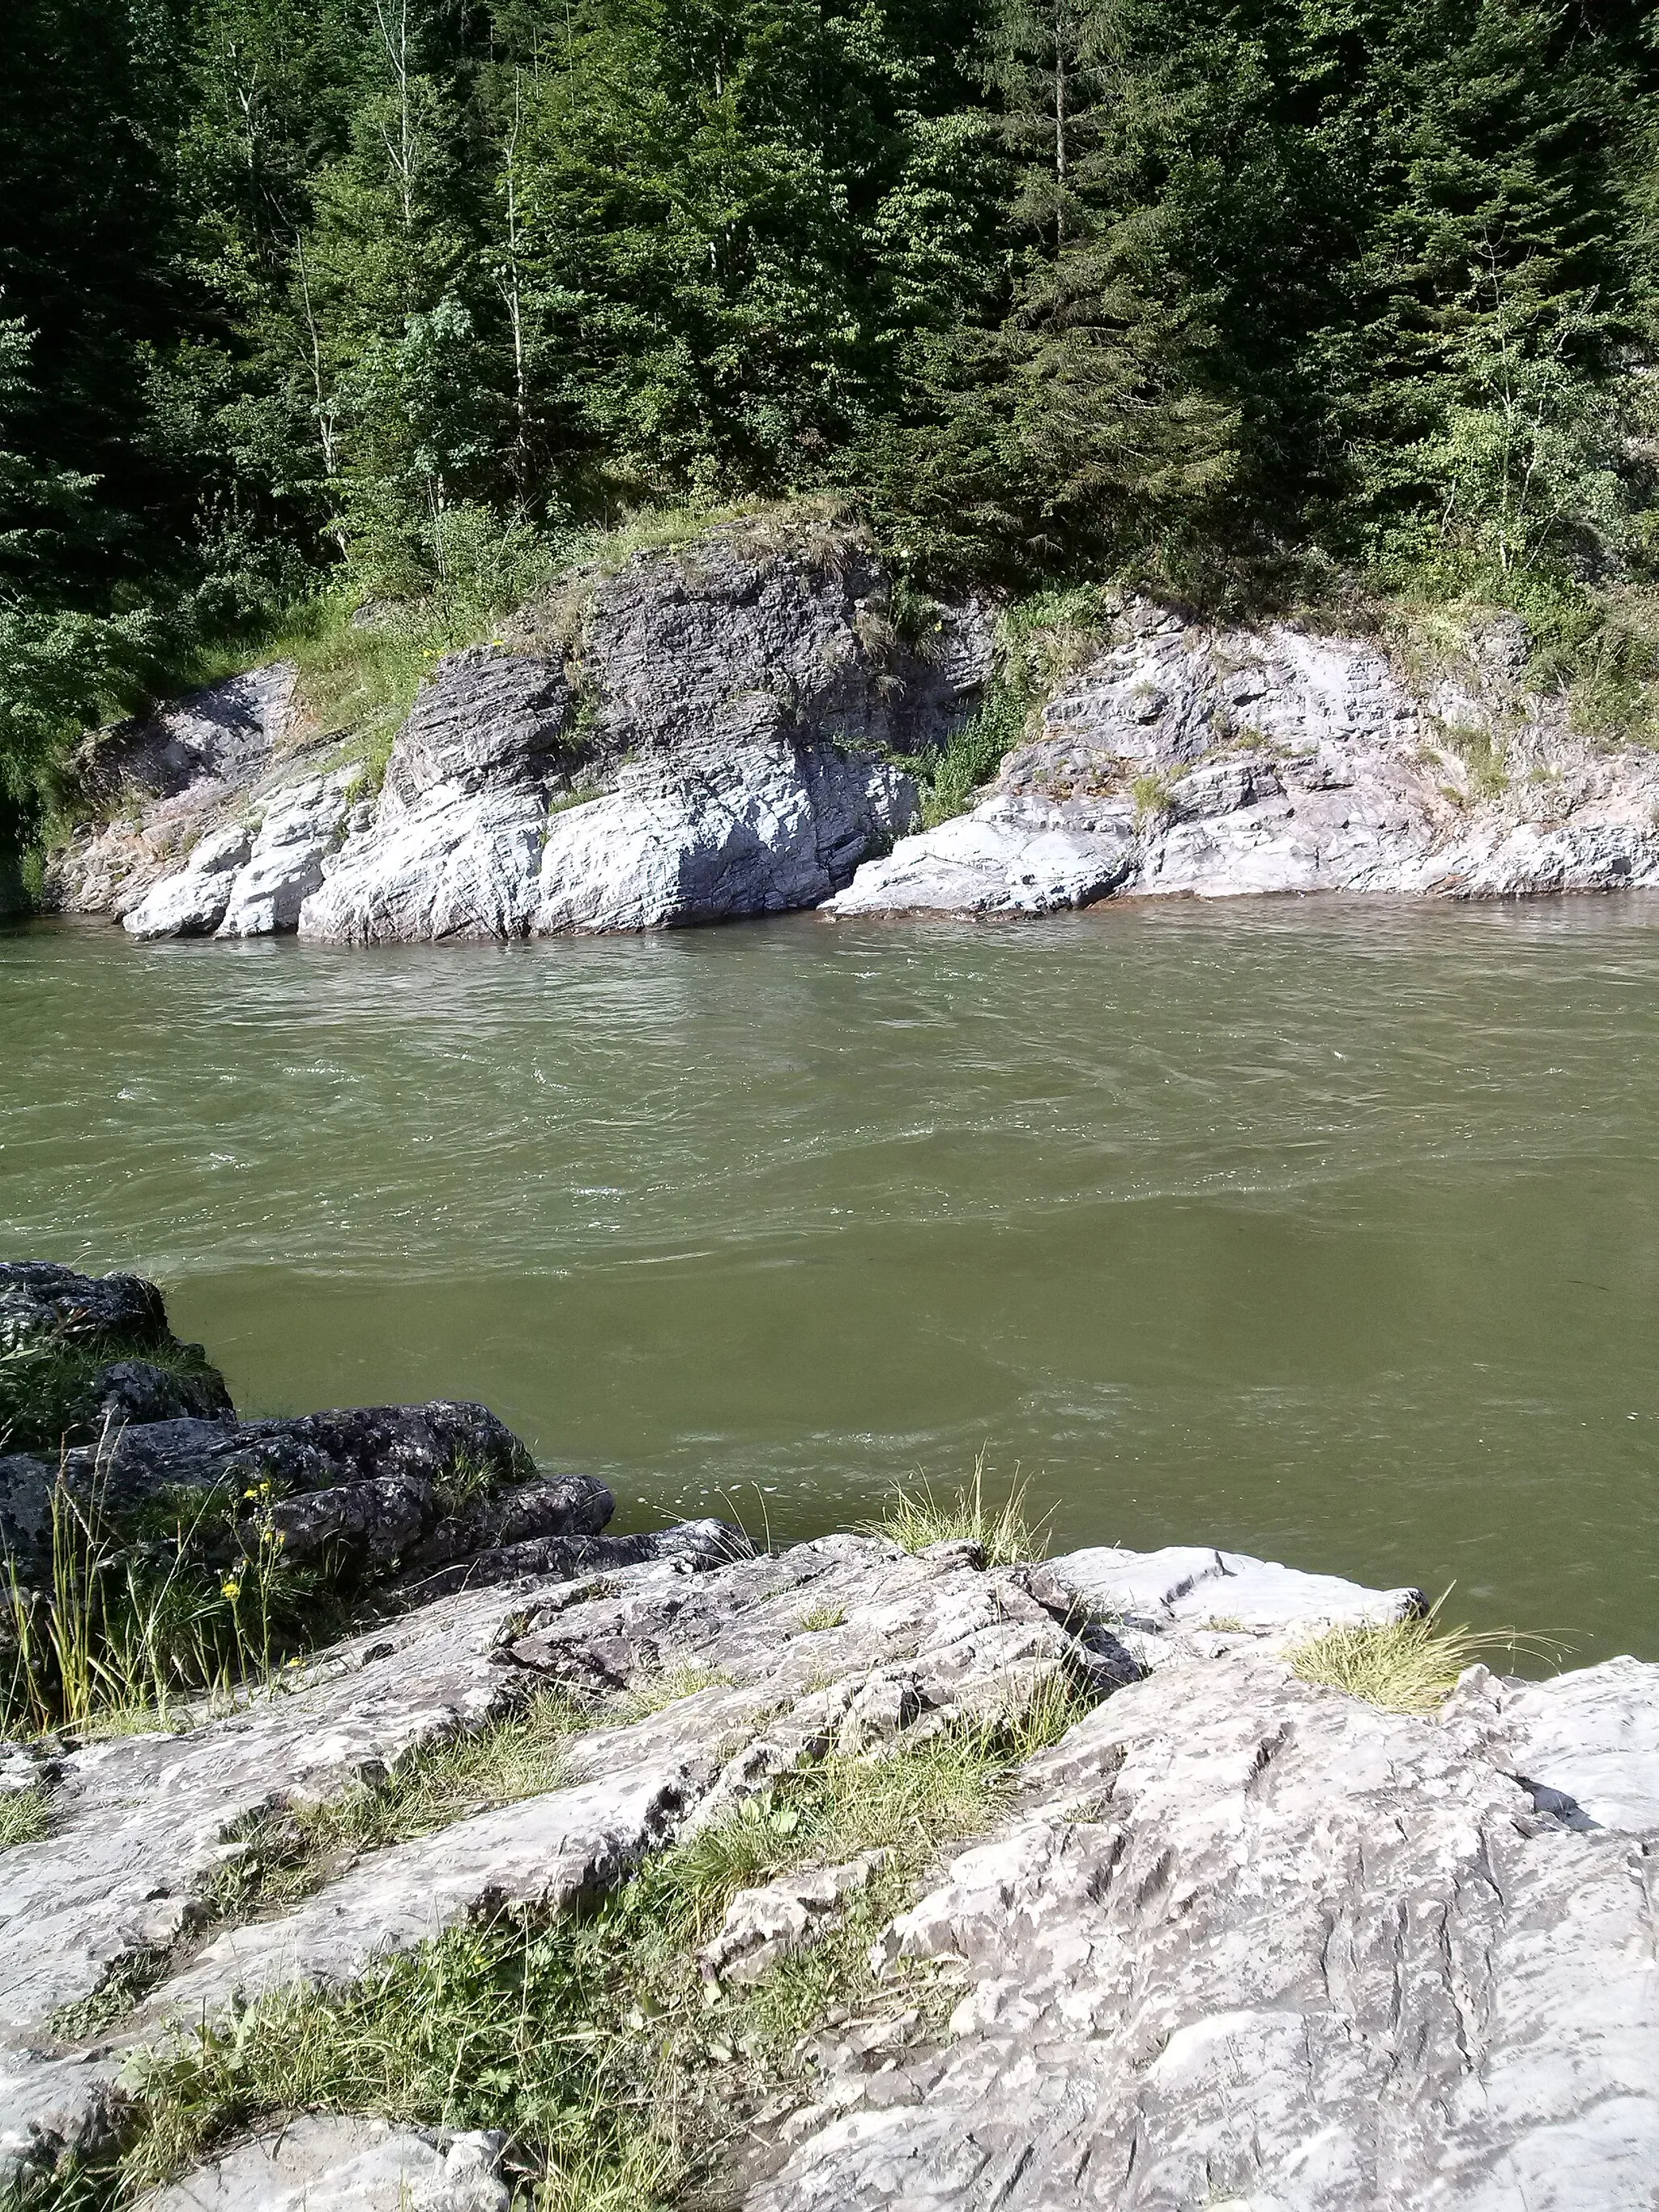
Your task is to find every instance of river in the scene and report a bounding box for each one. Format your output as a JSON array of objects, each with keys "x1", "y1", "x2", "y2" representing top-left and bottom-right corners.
[{"x1": 3, "y1": 901, "x2": 1657, "y2": 1664}]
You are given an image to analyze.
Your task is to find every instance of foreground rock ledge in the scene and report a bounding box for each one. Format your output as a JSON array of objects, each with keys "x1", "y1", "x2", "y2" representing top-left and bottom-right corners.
[{"x1": 1, "y1": 1521, "x2": 1654, "y2": 2211}]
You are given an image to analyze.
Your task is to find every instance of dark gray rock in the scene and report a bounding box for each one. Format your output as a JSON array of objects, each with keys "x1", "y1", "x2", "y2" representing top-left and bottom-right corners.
[
  {"x1": 381, "y1": 650, "x2": 576, "y2": 808},
  {"x1": 92, "y1": 1360, "x2": 235, "y2": 1430},
  {"x1": 0, "y1": 1400, "x2": 555, "y2": 1583},
  {"x1": 0, "y1": 1263, "x2": 232, "y2": 1456},
  {"x1": 0, "y1": 1263, "x2": 174, "y2": 1349}
]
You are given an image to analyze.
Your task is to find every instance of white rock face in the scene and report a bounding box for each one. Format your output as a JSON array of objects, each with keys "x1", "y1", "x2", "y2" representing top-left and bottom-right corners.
[
  {"x1": 830, "y1": 605, "x2": 1659, "y2": 915},
  {"x1": 53, "y1": 666, "x2": 297, "y2": 920},
  {"x1": 828, "y1": 795, "x2": 1136, "y2": 917},
  {"x1": 215, "y1": 769, "x2": 363, "y2": 938},
  {"x1": 301, "y1": 786, "x2": 549, "y2": 944},
  {"x1": 122, "y1": 824, "x2": 252, "y2": 940},
  {"x1": 141, "y1": 2120, "x2": 508, "y2": 2212},
  {"x1": 122, "y1": 771, "x2": 363, "y2": 943},
  {"x1": 5, "y1": 1528, "x2": 1657, "y2": 2211},
  {"x1": 1051, "y1": 1541, "x2": 1426, "y2": 1652},
  {"x1": 531, "y1": 744, "x2": 916, "y2": 932},
  {"x1": 762, "y1": 1638, "x2": 1659, "y2": 2212}
]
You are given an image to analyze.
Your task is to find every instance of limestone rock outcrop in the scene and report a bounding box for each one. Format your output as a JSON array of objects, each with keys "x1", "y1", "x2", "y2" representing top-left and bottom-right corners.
[
  {"x1": 757, "y1": 1556, "x2": 1659, "y2": 2212},
  {"x1": 50, "y1": 666, "x2": 301, "y2": 919},
  {"x1": 297, "y1": 527, "x2": 964, "y2": 943},
  {"x1": 831, "y1": 602, "x2": 1659, "y2": 914},
  {"x1": 2, "y1": 1520, "x2": 1655, "y2": 2211}
]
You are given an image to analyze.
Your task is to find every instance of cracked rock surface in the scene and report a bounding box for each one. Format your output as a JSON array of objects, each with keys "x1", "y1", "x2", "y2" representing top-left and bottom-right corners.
[
  {"x1": 830, "y1": 602, "x2": 1659, "y2": 914},
  {"x1": 756, "y1": 1557, "x2": 1659, "y2": 2212},
  {"x1": 5, "y1": 1518, "x2": 1656, "y2": 2211},
  {"x1": 0, "y1": 1535, "x2": 1119, "y2": 2179}
]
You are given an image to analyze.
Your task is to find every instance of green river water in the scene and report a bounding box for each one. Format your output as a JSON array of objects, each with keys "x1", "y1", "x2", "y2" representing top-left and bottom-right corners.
[{"x1": 2, "y1": 901, "x2": 1657, "y2": 1664}]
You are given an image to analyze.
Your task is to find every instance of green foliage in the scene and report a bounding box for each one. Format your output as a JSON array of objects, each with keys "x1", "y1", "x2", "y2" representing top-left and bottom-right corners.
[
  {"x1": 0, "y1": 1311, "x2": 220, "y2": 1456},
  {"x1": 4, "y1": 0, "x2": 1659, "y2": 852},
  {"x1": 0, "y1": 1789, "x2": 50, "y2": 1851},
  {"x1": 60, "y1": 1698, "x2": 1093, "y2": 2208},
  {"x1": 2, "y1": 1464, "x2": 330, "y2": 1738}
]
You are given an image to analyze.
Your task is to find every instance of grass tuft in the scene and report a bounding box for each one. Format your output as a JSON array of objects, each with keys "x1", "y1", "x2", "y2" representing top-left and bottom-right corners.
[
  {"x1": 0, "y1": 1788, "x2": 50, "y2": 1850},
  {"x1": 865, "y1": 1450, "x2": 1048, "y2": 1566},
  {"x1": 608, "y1": 1666, "x2": 735, "y2": 1726},
  {"x1": 1290, "y1": 1601, "x2": 1553, "y2": 1715}
]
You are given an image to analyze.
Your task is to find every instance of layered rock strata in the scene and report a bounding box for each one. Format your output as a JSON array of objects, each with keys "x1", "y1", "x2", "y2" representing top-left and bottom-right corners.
[
  {"x1": 830, "y1": 602, "x2": 1659, "y2": 914},
  {"x1": 92, "y1": 526, "x2": 989, "y2": 945},
  {"x1": 2, "y1": 1507, "x2": 1654, "y2": 2211}
]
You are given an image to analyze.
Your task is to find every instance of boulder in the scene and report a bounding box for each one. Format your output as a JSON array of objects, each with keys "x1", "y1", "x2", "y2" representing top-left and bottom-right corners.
[
  {"x1": 0, "y1": 1400, "x2": 544, "y2": 1573},
  {"x1": 122, "y1": 825, "x2": 252, "y2": 940},
  {"x1": 826, "y1": 795, "x2": 1135, "y2": 918},
  {"x1": 765, "y1": 1639, "x2": 1659, "y2": 2212},
  {"x1": 215, "y1": 769, "x2": 364, "y2": 938},
  {"x1": 0, "y1": 1261, "x2": 232, "y2": 1455},
  {"x1": 532, "y1": 743, "x2": 917, "y2": 932},
  {"x1": 301, "y1": 526, "x2": 968, "y2": 943}
]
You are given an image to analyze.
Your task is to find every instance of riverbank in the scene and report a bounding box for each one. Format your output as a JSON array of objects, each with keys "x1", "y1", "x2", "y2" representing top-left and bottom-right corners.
[
  {"x1": 2, "y1": 1264, "x2": 1657, "y2": 2211},
  {"x1": 30, "y1": 520, "x2": 1659, "y2": 946}
]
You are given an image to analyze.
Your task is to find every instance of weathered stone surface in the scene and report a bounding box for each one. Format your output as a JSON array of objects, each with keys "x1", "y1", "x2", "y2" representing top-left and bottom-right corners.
[
  {"x1": 1448, "y1": 1654, "x2": 1659, "y2": 1833},
  {"x1": 0, "y1": 1533, "x2": 1112, "y2": 2177},
  {"x1": 0, "y1": 1261, "x2": 175, "y2": 1349},
  {"x1": 382, "y1": 649, "x2": 575, "y2": 806},
  {"x1": 301, "y1": 527, "x2": 963, "y2": 942},
  {"x1": 531, "y1": 744, "x2": 916, "y2": 931},
  {"x1": 826, "y1": 795, "x2": 1135, "y2": 918},
  {"x1": 122, "y1": 825, "x2": 254, "y2": 940},
  {"x1": 761, "y1": 1642, "x2": 1659, "y2": 2212},
  {"x1": 300, "y1": 786, "x2": 548, "y2": 944},
  {"x1": 1051, "y1": 1541, "x2": 1426, "y2": 1645},
  {"x1": 0, "y1": 1400, "x2": 545, "y2": 1574},
  {"x1": 6, "y1": 1514, "x2": 1657, "y2": 2212},
  {"x1": 117, "y1": 767, "x2": 365, "y2": 943},
  {"x1": 215, "y1": 769, "x2": 364, "y2": 938},
  {"x1": 140, "y1": 2119, "x2": 509, "y2": 2212},
  {"x1": 700, "y1": 1852, "x2": 888, "y2": 1987},
  {"x1": 51, "y1": 668, "x2": 298, "y2": 918},
  {"x1": 832, "y1": 602, "x2": 1659, "y2": 914}
]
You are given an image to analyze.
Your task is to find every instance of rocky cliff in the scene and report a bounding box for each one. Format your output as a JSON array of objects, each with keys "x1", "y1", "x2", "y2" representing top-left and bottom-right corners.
[
  {"x1": 2, "y1": 1268, "x2": 1657, "y2": 2212},
  {"x1": 832, "y1": 600, "x2": 1659, "y2": 914},
  {"x1": 50, "y1": 523, "x2": 987, "y2": 944},
  {"x1": 41, "y1": 536, "x2": 1659, "y2": 943}
]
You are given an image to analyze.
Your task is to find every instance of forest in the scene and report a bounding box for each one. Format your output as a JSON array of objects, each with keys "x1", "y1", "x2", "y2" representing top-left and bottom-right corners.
[{"x1": 2, "y1": 0, "x2": 1657, "y2": 862}]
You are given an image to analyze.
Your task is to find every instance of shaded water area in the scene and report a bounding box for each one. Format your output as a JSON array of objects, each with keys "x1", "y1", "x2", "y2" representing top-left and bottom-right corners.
[{"x1": 3, "y1": 901, "x2": 1657, "y2": 1664}]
